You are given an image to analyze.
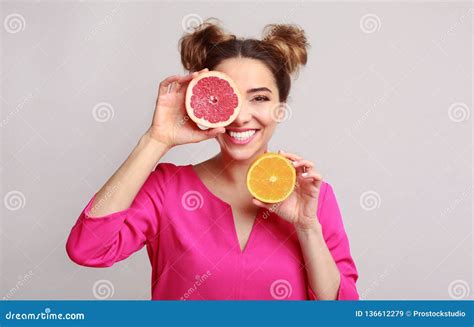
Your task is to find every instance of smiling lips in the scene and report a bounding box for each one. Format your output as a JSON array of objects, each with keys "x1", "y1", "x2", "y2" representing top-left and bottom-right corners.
[{"x1": 224, "y1": 129, "x2": 260, "y2": 145}]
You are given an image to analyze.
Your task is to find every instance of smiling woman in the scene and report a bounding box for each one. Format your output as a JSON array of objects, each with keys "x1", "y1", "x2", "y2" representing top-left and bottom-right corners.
[
  {"x1": 179, "y1": 20, "x2": 308, "y2": 160},
  {"x1": 65, "y1": 18, "x2": 359, "y2": 300}
]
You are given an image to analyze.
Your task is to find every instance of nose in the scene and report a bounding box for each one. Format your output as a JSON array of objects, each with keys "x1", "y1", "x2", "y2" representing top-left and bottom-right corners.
[{"x1": 230, "y1": 103, "x2": 252, "y2": 126}]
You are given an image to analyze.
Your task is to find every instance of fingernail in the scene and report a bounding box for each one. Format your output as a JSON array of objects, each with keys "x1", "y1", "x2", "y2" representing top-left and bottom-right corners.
[
  {"x1": 302, "y1": 172, "x2": 308, "y2": 177},
  {"x1": 291, "y1": 160, "x2": 297, "y2": 165}
]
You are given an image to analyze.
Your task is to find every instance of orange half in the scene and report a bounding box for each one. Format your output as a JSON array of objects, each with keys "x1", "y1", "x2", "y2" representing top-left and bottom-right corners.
[{"x1": 246, "y1": 153, "x2": 296, "y2": 203}]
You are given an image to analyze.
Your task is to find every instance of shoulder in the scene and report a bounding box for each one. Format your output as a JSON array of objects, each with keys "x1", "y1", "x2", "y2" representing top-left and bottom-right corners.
[
  {"x1": 151, "y1": 162, "x2": 190, "y2": 186},
  {"x1": 153, "y1": 162, "x2": 189, "y2": 174},
  {"x1": 135, "y1": 162, "x2": 190, "y2": 203},
  {"x1": 154, "y1": 162, "x2": 179, "y2": 174}
]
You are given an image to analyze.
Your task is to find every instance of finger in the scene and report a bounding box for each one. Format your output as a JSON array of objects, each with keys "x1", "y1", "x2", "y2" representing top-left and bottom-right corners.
[
  {"x1": 176, "y1": 68, "x2": 210, "y2": 93},
  {"x1": 188, "y1": 67, "x2": 209, "y2": 75},
  {"x1": 158, "y1": 75, "x2": 181, "y2": 96},
  {"x1": 192, "y1": 126, "x2": 226, "y2": 142},
  {"x1": 175, "y1": 74, "x2": 196, "y2": 93},
  {"x1": 175, "y1": 71, "x2": 200, "y2": 90},
  {"x1": 181, "y1": 68, "x2": 208, "y2": 81},
  {"x1": 293, "y1": 160, "x2": 315, "y2": 177},
  {"x1": 278, "y1": 149, "x2": 302, "y2": 162},
  {"x1": 292, "y1": 159, "x2": 314, "y2": 170},
  {"x1": 204, "y1": 127, "x2": 226, "y2": 137},
  {"x1": 300, "y1": 171, "x2": 323, "y2": 189},
  {"x1": 177, "y1": 73, "x2": 196, "y2": 84}
]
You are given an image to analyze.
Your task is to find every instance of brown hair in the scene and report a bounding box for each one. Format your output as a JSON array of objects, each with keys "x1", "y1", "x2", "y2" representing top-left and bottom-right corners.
[{"x1": 179, "y1": 18, "x2": 309, "y2": 102}]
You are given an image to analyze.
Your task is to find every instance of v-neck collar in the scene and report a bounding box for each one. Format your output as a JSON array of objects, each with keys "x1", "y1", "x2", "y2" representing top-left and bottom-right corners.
[{"x1": 185, "y1": 164, "x2": 261, "y2": 254}]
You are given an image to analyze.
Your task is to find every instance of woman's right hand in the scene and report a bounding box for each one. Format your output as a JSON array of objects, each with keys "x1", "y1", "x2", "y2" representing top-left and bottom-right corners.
[{"x1": 145, "y1": 68, "x2": 226, "y2": 149}]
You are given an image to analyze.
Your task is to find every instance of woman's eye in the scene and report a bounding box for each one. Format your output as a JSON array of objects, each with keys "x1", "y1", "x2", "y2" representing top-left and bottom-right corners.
[{"x1": 252, "y1": 95, "x2": 270, "y2": 102}]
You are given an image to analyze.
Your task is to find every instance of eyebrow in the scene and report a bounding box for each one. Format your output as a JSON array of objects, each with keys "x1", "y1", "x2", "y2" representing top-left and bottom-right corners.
[{"x1": 246, "y1": 87, "x2": 272, "y2": 94}]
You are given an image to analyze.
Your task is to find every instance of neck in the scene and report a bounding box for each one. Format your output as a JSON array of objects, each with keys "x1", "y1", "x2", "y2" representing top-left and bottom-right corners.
[{"x1": 213, "y1": 146, "x2": 268, "y2": 186}]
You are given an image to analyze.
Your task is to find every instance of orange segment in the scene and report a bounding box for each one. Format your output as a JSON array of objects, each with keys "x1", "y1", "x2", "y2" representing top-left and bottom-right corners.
[{"x1": 246, "y1": 153, "x2": 296, "y2": 203}]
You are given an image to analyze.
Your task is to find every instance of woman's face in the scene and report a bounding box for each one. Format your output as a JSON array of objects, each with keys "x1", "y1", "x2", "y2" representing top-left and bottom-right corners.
[{"x1": 214, "y1": 57, "x2": 281, "y2": 162}]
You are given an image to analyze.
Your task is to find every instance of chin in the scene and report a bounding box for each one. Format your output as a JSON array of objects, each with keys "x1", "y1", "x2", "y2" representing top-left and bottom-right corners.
[
  {"x1": 216, "y1": 130, "x2": 266, "y2": 162},
  {"x1": 225, "y1": 147, "x2": 259, "y2": 161}
]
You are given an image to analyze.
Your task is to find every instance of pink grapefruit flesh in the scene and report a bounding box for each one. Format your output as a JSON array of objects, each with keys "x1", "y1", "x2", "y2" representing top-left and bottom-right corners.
[{"x1": 185, "y1": 71, "x2": 241, "y2": 129}]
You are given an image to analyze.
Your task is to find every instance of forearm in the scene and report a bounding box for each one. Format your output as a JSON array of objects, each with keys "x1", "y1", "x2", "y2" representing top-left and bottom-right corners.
[
  {"x1": 296, "y1": 224, "x2": 341, "y2": 300},
  {"x1": 88, "y1": 131, "x2": 170, "y2": 217}
]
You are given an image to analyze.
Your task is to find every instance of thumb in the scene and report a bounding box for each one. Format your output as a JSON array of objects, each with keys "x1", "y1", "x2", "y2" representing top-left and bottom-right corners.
[
  {"x1": 193, "y1": 127, "x2": 225, "y2": 142},
  {"x1": 204, "y1": 127, "x2": 226, "y2": 138}
]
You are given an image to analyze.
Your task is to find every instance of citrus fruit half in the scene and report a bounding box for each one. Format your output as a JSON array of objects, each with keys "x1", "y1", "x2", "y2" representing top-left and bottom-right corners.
[
  {"x1": 246, "y1": 152, "x2": 296, "y2": 203},
  {"x1": 185, "y1": 71, "x2": 241, "y2": 130}
]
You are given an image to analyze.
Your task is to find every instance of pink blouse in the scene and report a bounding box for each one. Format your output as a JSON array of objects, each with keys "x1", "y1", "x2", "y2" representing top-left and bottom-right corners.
[{"x1": 66, "y1": 162, "x2": 359, "y2": 300}]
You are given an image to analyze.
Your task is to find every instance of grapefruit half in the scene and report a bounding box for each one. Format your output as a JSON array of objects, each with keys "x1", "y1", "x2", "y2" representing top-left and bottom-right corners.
[{"x1": 185, "y1": 71, "x2": 241, "y2": 130}]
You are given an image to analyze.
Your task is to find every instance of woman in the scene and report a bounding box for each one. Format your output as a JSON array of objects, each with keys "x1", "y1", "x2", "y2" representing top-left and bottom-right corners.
[{"x1": 66, "y1": 19, "x2": 359, "y2": 300}]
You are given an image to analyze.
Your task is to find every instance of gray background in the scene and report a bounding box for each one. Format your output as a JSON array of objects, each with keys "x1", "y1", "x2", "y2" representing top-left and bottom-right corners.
[{"x1": 1, "y1": 1, "x2": 472, "y2": 300}]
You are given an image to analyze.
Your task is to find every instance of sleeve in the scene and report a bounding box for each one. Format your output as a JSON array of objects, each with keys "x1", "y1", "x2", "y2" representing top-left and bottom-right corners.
[
  {"x1": 65, "y1": 163, "x2": 169, "y2": 268},
  {"x1": 307, "y1": 182, "x2": 360, "y2": 300}
]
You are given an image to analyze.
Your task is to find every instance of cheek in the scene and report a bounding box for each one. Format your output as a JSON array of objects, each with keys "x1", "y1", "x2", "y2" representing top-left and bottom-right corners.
[
  {"x1": 254, "y1": 108, "x2": 278, "y2": 141},
  {"x1": 254, "y1": 102, "x2": 279, "y2": 126}
]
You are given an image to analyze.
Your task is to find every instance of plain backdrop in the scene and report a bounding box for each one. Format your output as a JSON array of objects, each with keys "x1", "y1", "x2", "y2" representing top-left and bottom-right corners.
[{"x1": 1, "y1": 1, "x2": 472, "y2": 300}]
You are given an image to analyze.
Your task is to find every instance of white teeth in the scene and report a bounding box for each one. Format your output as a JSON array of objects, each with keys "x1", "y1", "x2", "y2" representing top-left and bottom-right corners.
[{"x1": 228, "y1": 130, "x2": 256, "y2": 140}]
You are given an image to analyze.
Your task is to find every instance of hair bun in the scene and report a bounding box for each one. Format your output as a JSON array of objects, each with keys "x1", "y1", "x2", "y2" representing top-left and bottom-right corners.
[
  {"x1": 261, "y1": 24, "x2": 309, "y2": 75},
  {"x1": 179, "y1": 18, "x2": 236, "y2": 72}
]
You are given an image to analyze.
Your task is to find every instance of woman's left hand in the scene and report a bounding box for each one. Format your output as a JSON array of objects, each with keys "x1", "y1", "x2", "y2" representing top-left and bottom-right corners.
[{"x1": 252, "y1": 150, "x2": 323, "y2": 232}]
